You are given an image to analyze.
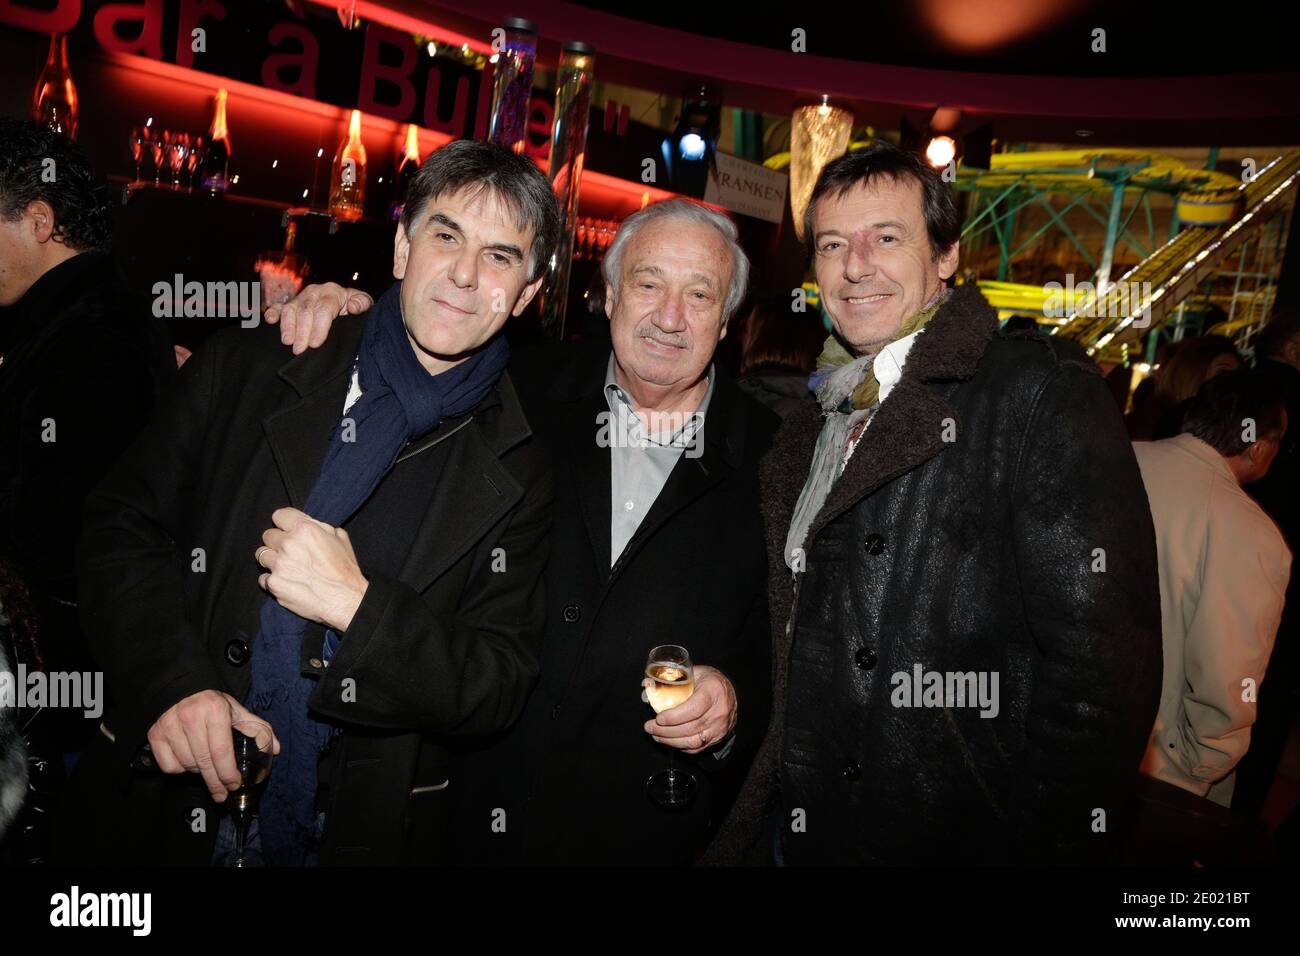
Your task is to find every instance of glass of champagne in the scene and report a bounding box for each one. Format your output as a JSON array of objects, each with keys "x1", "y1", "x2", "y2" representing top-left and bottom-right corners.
[
  {"x1": 169, "y1": 133, "x2": 192, "y2": 190},
  {"x1": 128, "y1": 126, "x2": 148, "y2": 183},
  {"x1": 226, "y1": 718, "x2": 274, "y2": 867},
  {"x1": 644, "y1": 645, "x2": 698, "y2": 810},
  {"x1": 186, "y1": 135, "x2": 204, "y2": 190},
  {"x1": 149, "y1": 134, "x2": 165, "y2": 187}
]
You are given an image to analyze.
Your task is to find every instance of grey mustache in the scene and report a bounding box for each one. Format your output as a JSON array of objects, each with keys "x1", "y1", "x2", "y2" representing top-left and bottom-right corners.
[{"x1": 636, "y1": 326, "x2": 688, "y2": 348}]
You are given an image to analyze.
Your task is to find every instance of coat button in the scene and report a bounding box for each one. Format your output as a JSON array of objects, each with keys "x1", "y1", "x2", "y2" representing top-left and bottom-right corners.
[
  {"x1": 854, "y1": 646, "x2": 877, "y2": 670},
  {"x1": 309, "y1": 657, "x2": 324, "y2": 670},
  {"x1": 551, "y1": 703, "x2": 562, "y2": 720},
  {"x1": 842, "y1": 762, "x2": 862, "y2": 781},
  {"x1": 562, "y1": 604, "x2": 581, "y2": 623},
  {"x1": 863, "y1": 533, "x2": 884, "y2": 555},
  {"x1": 225, "y1": 639, "x2": 250, "y2": 666}
]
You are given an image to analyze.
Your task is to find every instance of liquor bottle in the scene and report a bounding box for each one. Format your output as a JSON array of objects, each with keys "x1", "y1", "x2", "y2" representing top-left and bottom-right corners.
[
  {"x1": 31, "y1": 34, "x2": 78, "y2": 139},
  {"x1": 389, "y1": 123, "x2": 421, "y2": 221},
  {"x1": 329, "y1": 110, "x2": 367, "y2": 222},
  {"x1": 199, "y1": 88, "x2": 232, "y2": 194}
]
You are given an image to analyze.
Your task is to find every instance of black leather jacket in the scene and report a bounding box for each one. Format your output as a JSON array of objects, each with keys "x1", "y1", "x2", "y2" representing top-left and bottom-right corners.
[{"x1": 707, "y1": 283, "x2": 1162, "y2": 865}]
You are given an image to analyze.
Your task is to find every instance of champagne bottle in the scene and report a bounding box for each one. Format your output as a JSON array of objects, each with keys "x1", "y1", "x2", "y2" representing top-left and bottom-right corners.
[
  {"x1": 199, "y1": 88, "x2": 232, "y2": 195},
  {"x1": 389, "y1": 123, "x2": 421, "y2": 221},
  {"x1": 329, "y1": 110, "x2": 367, "y2": 222},
  {"x1": 31, "y1": 34, "x2": 78, "y2": 139}
]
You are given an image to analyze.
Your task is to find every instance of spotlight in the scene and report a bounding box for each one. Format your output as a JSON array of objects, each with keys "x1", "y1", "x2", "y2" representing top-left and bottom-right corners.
[
  {"x1": 926, "y1": 136, "x2": 956, "y2": 169},
  {"x1": 660, "y1": 85, "x2": 720, "y2": 197},
  {"x1": 679, "y1": 133, "x2": 707, "y2": 161}
]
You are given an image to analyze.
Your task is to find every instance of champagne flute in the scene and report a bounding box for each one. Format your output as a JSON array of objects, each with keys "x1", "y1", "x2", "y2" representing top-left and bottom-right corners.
[
  {"x1": 149, "y1": 133, "x2": 165, "y2": 187},
  {"x1": 186, "y1": 135, "x2": 204, "y2": 190},
  {"x1": 169, "y1": 133, "x2": 189, "y2": 190},
  {"x1": 128, "y1": 126, "x2": 148, "y2": 183},
  {"x1": 644, "y1": 644, "x2": 698, "y2": 810},
  {"x1": 226, "y1": 718, "x2": 274, "y2": 867}
]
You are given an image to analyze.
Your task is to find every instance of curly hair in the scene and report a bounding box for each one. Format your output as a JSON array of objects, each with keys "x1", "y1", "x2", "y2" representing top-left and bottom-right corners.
[{"x1": 0, "y1": 116, "x2": 113, "y2": 251}]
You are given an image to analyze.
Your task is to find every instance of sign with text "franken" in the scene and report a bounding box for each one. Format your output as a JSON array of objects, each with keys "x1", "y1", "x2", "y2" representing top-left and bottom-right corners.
[{"x1": 704, "y1": 151, "x2": 789, "y2": 224}]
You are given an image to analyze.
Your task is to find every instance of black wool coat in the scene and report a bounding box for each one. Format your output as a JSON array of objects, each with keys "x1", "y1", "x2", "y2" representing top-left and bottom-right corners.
[
  {"x1": 449, "y1": 343, "x2": 780, "y2": 865},
  {"x1": 704, "y1": 283, "x2": 1162, "y2": 865},
  {"x1": 53, "y1": 315, "x2": 552, "y2": 865},
  {"x1": 0, "y1": 251, "x2": 174, "y2": 680}
]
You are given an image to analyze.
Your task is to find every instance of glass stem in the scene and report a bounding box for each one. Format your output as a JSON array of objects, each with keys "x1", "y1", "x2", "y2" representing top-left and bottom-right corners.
[{"x1": 233, "y1": 807, "x2": 250, "y2": 866}]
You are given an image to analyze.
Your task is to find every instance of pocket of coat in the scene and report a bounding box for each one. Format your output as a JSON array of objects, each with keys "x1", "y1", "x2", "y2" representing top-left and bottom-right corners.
[
  {"x1": 403, "y1": 780, "x2": 450, "y2": 864},
  {"x1": 410, "y1": 779, "x2": 450, "y2": 796}
]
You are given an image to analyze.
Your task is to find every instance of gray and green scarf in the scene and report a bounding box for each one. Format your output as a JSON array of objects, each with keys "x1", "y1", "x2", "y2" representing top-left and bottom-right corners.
[{"x1": 784, "y1": 287, "x2": 951, "y2": 572}]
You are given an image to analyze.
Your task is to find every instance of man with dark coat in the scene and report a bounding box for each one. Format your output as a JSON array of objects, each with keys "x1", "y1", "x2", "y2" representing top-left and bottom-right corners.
[
  {"x1": 0, "y1": 119, "x2": 174, "y2": 751},
  {"x1": 271, "y1": 198, "x2": 778, "y2": 864},
  {"x1": 705, "y1": 141, "x2": 1162, "y2": 865},
  {"x1": 54, "y1": 140, "x2": 558, "y2": 865}
]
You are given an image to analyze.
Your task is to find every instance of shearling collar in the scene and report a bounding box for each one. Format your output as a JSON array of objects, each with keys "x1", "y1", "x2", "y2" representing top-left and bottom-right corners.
[
  {"x1": 894, "y1": 281, "x2": 999, "y2": 384},
  {"x1": 770, "y1": 282, "x2": 1000, "y2": 544}
]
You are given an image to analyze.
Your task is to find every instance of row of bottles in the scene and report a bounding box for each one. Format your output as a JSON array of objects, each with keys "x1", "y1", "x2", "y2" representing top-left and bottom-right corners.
[{"x1": 31, "y1": 32, "x2": 419, "y2": 221}]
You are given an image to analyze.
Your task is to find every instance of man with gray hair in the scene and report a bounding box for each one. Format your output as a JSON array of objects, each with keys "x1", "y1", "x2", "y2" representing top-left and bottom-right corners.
[{"x1": 270, "y1": 197, "x2": 779, "y2": 864}]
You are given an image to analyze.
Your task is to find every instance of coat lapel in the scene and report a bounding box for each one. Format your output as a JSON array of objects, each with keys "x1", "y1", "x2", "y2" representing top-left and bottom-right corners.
[
  {"x1": 262, "y1": 320, "x2": 364, "y2": 508},
  {"x1": 386, "y1": 371, "x2": 533, "y2": 594},
  {"x1": 571, "y1": 390, "x2": 614, "y2": 581},
  {"x1": 549, "y1": 350, "x2": 615, "y2": 580},
  {"x1": 609, "y1": 367, "x2": 746, "y2": 582},
  {"x1": 262, "y1": 316, "x2": 530, "y2": 594},
  {"x1": 394, "y1": 413, "x2": 521, "y2": 593},
  {"x1": 807, "y1": 282, "x2": 999, "y2": 540}
]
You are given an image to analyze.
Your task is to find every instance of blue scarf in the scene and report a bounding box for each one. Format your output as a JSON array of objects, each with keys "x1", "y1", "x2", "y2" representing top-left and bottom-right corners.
[{"x1": 244, "y1": 282, "x2": 509, "y2": 866}]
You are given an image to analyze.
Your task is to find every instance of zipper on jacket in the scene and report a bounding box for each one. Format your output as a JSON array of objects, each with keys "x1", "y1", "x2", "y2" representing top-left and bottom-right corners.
[{"x1": 395, "y1": 414, "x2": 474, "y2": 464}]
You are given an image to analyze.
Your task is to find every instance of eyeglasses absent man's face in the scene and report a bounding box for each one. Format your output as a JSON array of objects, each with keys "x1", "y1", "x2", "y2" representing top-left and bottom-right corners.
[
  {"x1": 811, "y1": 175, "x2": 958, "y2": 355},
  {"x1": 605, "y1": 217, "x2": 733, "y2": 398},
  {"x1": 393, "y1": 186, "x2": 542, "y2": 375}
]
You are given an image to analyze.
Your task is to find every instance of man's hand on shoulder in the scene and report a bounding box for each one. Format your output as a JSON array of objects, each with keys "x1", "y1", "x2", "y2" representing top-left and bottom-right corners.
[{"x1": 264, "y1": 282, "x2": 373, "y2": 355}]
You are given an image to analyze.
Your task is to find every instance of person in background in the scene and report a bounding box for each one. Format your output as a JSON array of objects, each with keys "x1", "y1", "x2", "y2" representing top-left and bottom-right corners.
[
  {"x1": 1125, "y1": 374, "x2": 1159, "y2": 440},
  {"x1": 1134, "y1": 370, "x2": 1290, "y2": 827},
  {"x1": 1233, "y1": 308, "x2": 1300, "y2": 820},
  {"x1": 736, "y1": 296, "x2": 825, "y2": 419},
  {"x1": 1142, "y1": 334, "x2": 1243, "y2": 440},
  {"x1": 0, "y1": 117, "x2": 175, "y2": 760}
]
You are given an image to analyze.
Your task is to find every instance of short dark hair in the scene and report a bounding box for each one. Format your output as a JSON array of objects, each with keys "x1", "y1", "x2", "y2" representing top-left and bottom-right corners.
[
  {"x1": 0, "y1": 117, "x2": 113, "y2": 251},
  {"x1": 804, "y1": 139, "x2": 962, "y2": 259},
  {"x1": 1181, "y1": 368, "x2": 1288, "y2": 457},
  {"x1": 1254, "y1": 307, "x2": 1300, "y2": 361},
  {"x1": 400, "y1": 138, "x2": 560, "y2": 283}
]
